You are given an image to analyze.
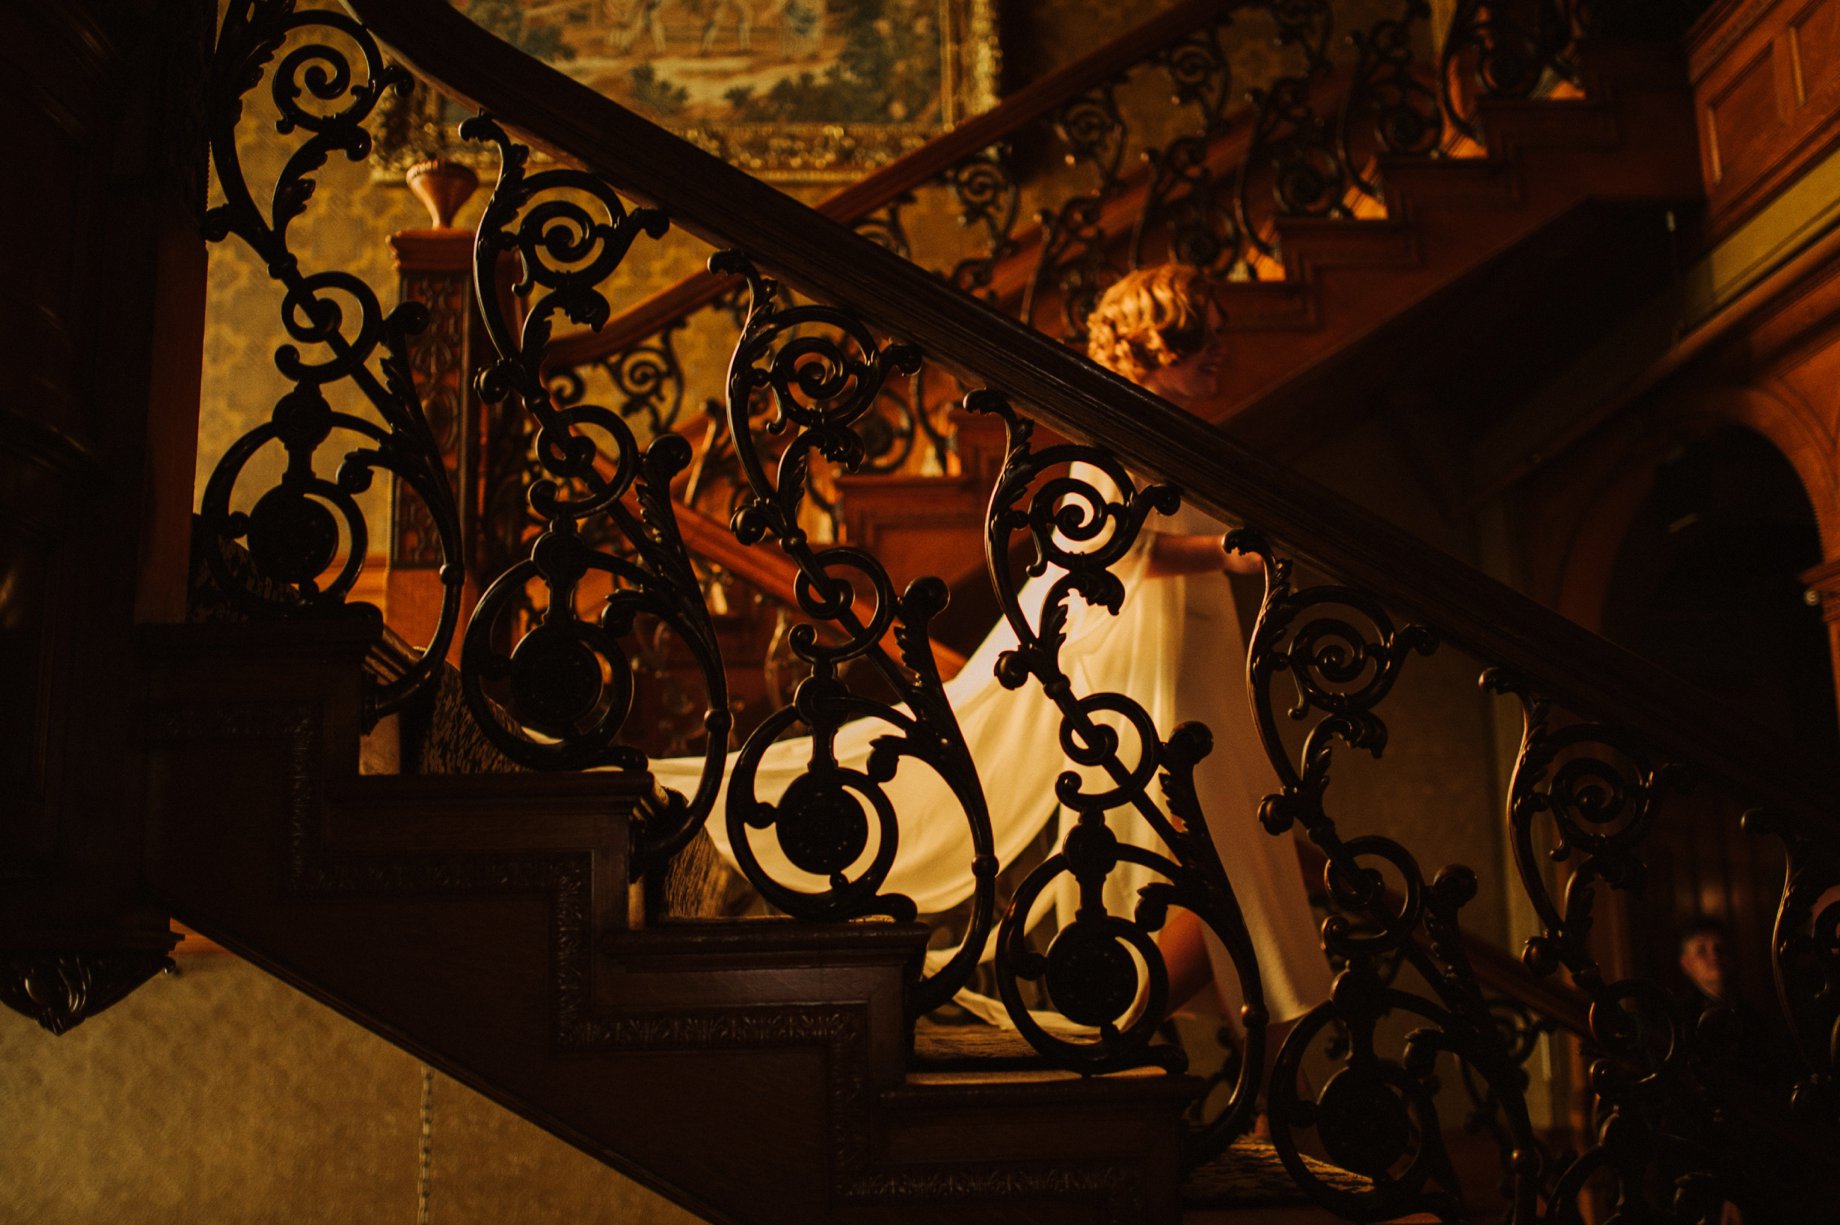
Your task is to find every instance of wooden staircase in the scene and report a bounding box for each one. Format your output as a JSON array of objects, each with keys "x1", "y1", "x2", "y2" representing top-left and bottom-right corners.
[
  {"x1": 1207, "y1": 44, "x2": 1700, "y2": 456},
  {"x1": 28, "y1": 1, "x2": 1840, "y2": 1222},
  {"x1": 636, "y1": 42, "x2": 1701, "y2": 613},
  {"x1": 144, "y1": 618, "x2": 1376, "y2": 1223},
  {"x1": 208, "y1": 33, "x2": 1702, "y2": 1218}
]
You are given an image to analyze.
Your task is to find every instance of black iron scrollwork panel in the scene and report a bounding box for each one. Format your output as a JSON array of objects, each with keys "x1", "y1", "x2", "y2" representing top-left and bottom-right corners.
[
  {"x1": 712, "y1": 253, "x2": 995, "y2": 1016},
  {"x1": 199, "y1": 0, "x2": 462, "y2": 720},
  {"x1": 1025, "y1": 84, "x2": 1131, "y2": 342},
  {"x1": 851, "y1": 191, "x2": 916, "y2": 262},
  {"x1": 1134, "y1": 23, "x2": 1245, "y2": 276},
  {"x1": 1464, "y1": 996, "x2": 1560, "y2": 1207},
  {"x1": 943, "y1": 144, "x2": 1021, "y2": 301},
  {"x1": 548, "y1": 315, "x2": 689, "y2": 440},
  {"x1": 1235, "y1": 534, "x2": 1543, "y2": 1221},
  {"x1": 1236, "y1": 4, "x2": 1347, "y2": 269},
  {"x1": 1485, "y1": 673, "x2": 1786, "y2": 1221},
  {"x1": 457, "y1": 119, "x2": 729, "y2": 869},
  {"x1": 1441, "y1": 0, "x2": 1582, "y2": 142},
  {"x1": 1341, "y1": 0, "x2": 1444, "y2": 203},
  {"x1": 970, "y1": 390, "x2": 1265, "y2": 1158},
  {"x1": 1745, "y1": 807, "x2": 1840, "y2": 1127}
]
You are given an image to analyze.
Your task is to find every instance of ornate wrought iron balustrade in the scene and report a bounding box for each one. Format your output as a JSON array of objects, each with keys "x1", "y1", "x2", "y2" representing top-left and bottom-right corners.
[
  {"x1": 198, "y1": 1, "x2": 1838, "y2": 1218},
  {"x1": 199, "y1": 0, "x2": 461, "y2": 722},
  {"x1": 509, "y1": 2, "x2": 1377, "y2": 460},
  {"x1": 525, "y1": 0, "x2": 1598, "y2": 526}
]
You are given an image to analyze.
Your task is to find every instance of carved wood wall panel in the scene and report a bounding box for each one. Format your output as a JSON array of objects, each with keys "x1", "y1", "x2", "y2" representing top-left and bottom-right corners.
[{"x1": 1691, "y1": 0, "x2": 1840, "y2": 238}]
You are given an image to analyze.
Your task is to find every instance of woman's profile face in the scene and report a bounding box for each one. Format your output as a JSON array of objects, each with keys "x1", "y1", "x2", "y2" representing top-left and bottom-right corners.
[{"x1": 1143, "y1": 304, "x2": 1223, "y2": 406}]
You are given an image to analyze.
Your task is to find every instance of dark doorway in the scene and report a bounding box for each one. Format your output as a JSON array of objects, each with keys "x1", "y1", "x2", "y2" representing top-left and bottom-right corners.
[{"x1": 1601, "y1": 425, "x2": 1836, "y2": 1011}]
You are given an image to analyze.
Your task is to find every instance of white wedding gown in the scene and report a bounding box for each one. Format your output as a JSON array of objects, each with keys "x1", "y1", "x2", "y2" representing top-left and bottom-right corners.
[{"x1": 649, "y1": 467, "x2": 1331, "y2": 1021}]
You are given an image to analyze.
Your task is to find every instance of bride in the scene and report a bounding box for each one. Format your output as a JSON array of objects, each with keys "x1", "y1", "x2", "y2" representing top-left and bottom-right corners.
[{"x1": 651, "y1": 264, "x2": 1329, "y2": 1026}]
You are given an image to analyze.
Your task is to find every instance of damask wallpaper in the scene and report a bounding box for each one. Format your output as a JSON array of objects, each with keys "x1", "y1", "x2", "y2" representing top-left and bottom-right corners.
[{"x1": 0, "y1": 955, "x2": 701, "y2": 1224}]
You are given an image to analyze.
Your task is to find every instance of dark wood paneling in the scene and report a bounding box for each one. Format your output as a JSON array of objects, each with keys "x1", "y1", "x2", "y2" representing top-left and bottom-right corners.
[
  {"x1": 1791, "y1": 0, "x2": 1840, "y2": 100},
  {"x1": 0, "y1": 0, "x2": 209, "y2": 962},
  {"x1": 0, "y1": 7, "x2": 118, "y2": 885},
  {"x1": 0, "y1": 8, "x2": 124, "y2": 874},
  {"x1": 0, "y1": 487, "x2": 61, "y2": 876},
  {"x1": 1691, "y1": 0, "x2": 1840, "y2": 237},
  {"x1": 1705, "y1": 46, "x2": 1782, "y2": 186}
]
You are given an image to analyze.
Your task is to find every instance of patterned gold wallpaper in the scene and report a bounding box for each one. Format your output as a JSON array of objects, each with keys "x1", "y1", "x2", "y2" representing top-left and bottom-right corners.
[
  {"x1": 194, "y1": 2, "x2": 730, "y2": 534},
  {"x1": 0, "y1": 955, "x2": 701, "y2": 1224}
]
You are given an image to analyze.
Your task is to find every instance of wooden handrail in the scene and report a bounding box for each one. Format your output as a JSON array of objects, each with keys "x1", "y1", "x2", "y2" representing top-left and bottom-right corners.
[
  {"x1": 545, "y1": 0, "x2": 1247, "y2": 370},
  {"x1": 672, "y1": 499, "x2": 803, "y2": 605},
  {"x1": 346, "y1": 1, "x2": 1833, "y2": 826}
]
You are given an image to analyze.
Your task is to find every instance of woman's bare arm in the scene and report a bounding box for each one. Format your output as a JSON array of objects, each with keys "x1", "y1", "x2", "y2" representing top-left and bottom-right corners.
[{"x1": 1144, "y1": 533, "x2": 1264, "y2": 578}]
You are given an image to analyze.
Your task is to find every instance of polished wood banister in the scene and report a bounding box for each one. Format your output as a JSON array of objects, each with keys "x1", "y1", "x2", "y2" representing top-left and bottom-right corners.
[
  {"x1": 545, "y1": 0, "x2": 1245, "y2": 369},
  {"x1": 672, "y1": 499, "x2": 805, "y2": 606},
  {"x1": 345, "y1": 0, "x2": 1837, "y2": 823}
]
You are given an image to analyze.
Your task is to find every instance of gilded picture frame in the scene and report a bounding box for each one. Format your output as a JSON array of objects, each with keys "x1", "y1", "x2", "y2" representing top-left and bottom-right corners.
[{"x1": 383, "y1": 0, "x2": 1000, "y2": 183}]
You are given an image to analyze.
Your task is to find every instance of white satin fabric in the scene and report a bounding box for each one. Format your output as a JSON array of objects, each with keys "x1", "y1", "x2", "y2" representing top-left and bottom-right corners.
[{"x1": 648, "y1": 467, "x2": 1331, "y2": 1021}]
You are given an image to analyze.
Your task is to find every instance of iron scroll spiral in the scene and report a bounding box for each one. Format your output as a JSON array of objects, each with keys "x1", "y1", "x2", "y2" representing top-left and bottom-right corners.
[
  {"x1": 1234, "y1": 532, "x2": 1546, "y2": 1220},
  {"x1": 1134, "y1": 22, "x2": 1245, "y2": 276},
  {"x1": 1441, "y1": 0, "x2": 1582, "y2": 143},
  {"x1": 1024, "y1": 84, "x2": 1131, "y2": 341},
  {"x1": 199, "y1": 0, "x2": 462, "y2": 721},
  {"x1": 1744, "y1": 806, "x2": 1840, "y2": 1128},
  {"x1": 943, "y1": 144, "x2": 1022, "y2": 301},
  {"x1": 456, "y1": 119, "x2": 729, "y2": 869},
  {"x1": 1340, "y1": 0, "x2": 1444, "y2": 204},
  {"x1": 1233, "y1": 0, "x2": 1338, "y2": 269},
  {"x1": 712, "y1": 253, "x2": 997, "y2": 1016},
  {"x1": 967, "y1": 390, "x2": 1267, "y2": 1159},
  {"x1": 1485, "y1": 672, "x2": 1752, "y2": 1220},
  {"x1": 548, "y1": 314, "x2": 690, "y2": 441}
]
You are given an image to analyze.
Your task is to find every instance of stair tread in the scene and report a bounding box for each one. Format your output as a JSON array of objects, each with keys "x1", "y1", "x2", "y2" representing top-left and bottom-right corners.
[
  {"x1": 911, "y1": 1015, "x2": 1045, "y2": 1068},
  {"x1": 899, "y1": 1066, "x2": 1179, "y2": 1089},
  {"x1": 1183, "y1": 1137, "x2": 1372, "y2": 1207},
  {"x1": 899, "y1": 1017, "x2": 1200, "y2": 1103},
  {"x1": 640, "y1": 914, "x2": 932, "y2": 956}
]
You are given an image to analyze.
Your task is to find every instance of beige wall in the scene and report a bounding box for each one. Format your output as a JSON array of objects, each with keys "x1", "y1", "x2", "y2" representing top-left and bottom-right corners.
[{"x1": 0, "y1": 954, "x2": 703, "y2": 1225}]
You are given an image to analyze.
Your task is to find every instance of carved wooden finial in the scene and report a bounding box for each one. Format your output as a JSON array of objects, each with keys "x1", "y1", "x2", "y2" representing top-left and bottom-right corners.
[{"x1": 405, "y1": 158, "x2": 479, "y2": 230}]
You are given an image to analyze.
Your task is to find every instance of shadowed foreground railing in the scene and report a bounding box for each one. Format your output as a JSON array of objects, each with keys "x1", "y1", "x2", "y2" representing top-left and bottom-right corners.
[{"x1": 194, "y1": 0, "x2": 1839, "y2": 1217}]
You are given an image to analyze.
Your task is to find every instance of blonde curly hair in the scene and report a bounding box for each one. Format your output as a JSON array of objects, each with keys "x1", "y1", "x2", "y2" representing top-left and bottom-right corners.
[{"x1": 1085, "y1": 264, "x2": 1215, "y2": 383}]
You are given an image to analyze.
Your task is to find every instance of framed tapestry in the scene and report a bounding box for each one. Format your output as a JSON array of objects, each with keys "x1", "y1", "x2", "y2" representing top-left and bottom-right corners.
[{"x1": 384, "y1": 0, "x2": 1000, "y2": 183}]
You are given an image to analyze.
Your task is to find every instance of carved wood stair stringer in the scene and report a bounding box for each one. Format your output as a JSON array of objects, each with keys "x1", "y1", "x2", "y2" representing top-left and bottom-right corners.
[{"x1": 139, "y1": 620, "x2": 1195, "y2": 1224}]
